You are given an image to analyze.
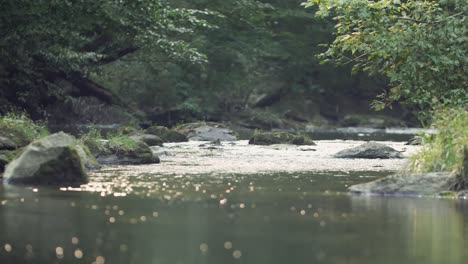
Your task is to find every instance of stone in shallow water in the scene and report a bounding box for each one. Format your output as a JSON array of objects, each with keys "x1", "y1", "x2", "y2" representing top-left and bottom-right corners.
[
  {"x1": 249, "y1": 131, "x2": 315, "y2": 146},
  {"x1": 189, "y1": 126, "x2": 237, "y2": 141},
  {"x1": 3, "y1": 132, "x2": 88, "y2": 186},
  {"x1": 349, "y1": 172, "x2": 455, "y2": 196},
  {"x1": 130, "y1": 134, "x2": 164, "y2": 147},
  {"x1": 145, "y1": 126, "x2": 188, "y2": 143},
  {"x1": 334, "y1": 142, "x2": 403, "y2": 159}
]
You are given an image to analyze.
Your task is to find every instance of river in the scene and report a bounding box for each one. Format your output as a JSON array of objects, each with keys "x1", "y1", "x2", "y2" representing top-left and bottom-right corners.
[{"x1": 0, "y1": 135, "x2": 467, "y2": 264}]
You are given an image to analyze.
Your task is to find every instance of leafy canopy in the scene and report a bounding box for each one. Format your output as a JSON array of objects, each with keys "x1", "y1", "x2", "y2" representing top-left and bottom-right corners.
[
  {"x1": 304, "y1": 0, "x2": 467, "y2": 113},
  {"x1": 0, "y1": 0, "x2": 213, "y2": 115}
]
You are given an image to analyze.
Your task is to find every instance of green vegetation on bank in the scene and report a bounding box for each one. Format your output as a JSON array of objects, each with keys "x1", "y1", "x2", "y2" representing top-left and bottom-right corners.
[
  {"x1": 305, "y1": 0, "x2": 467, "y2": 118},
  {"x1": 0, "y1": 113, "x2": 49, "y2": 147},
  {"x1": 81, "y1": 128, "x2": 140, "y2": 156},
  {"x1": 307, "y1": 0, "x2": 467, "y2": 176},
  {"x1": 410, "y1": 108, "x2": 468, "y2": 174},
  {"x1": 80, "y1": 128, "x2": 157, "y2": 165}
]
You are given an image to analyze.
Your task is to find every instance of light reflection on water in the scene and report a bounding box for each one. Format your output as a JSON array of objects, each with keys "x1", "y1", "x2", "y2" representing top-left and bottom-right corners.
[{"x1": 0, "y1": 171, "x2": 467, "y2": 264}]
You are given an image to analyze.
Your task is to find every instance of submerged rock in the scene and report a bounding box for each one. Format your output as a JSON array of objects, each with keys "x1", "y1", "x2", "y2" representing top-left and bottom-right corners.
[
  {"x1": 176, "y1": 122, "x2": 237, "y2": 141},
  {"x1": 349, "y1": 172, "x2": 456, "y2": 196},
  {"x1": 145, "y1": 126, "x2": 188, "y2": 143},
  {"x1": 130, "y1": 134, "x2": 164, "y2": 147},
  {"x1": 249, "y1": 131, "x2": 315, "y2": 146},
  {"x1": 3, "y1": 132, "x2": 89, "y2": 186},
  {"x1": 334, "y1": 142, "x2": 403, "y2": 159}
]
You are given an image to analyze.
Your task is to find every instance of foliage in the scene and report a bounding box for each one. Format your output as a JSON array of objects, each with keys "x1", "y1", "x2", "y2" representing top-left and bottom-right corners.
[
  {"x1": 409, "y1": 107, "x2": 468, "y2": 174},
  {"x1": 80, "y1": 128, "x2": 141, "y2": 156},
  {"x1": 79, "y1": 128, "x2": 104, "y2": 155},
  {"x1": 0, "y1": 113, "x2": 49, "y2": 146},
  {"x1": 97, "y1": 0, "x2": 366, "y2": 119},
  {"x1": 0, "y1": 0, "x2": 213, "y2": 116},
  {"x1": 304, "y1": 0, "x2": 468, "y2": 112},
  {"x1": 106, "y1": 131, "x2": 140, "y2": 152}
]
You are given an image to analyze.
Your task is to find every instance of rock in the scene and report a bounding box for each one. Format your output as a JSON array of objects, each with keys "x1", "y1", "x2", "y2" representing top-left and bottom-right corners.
[
  {"x1": 349, "y1": 172, "x2": 455, "y2": 196},
  {"x1": 249, "y1": 131, "x2": 315, "y2": 146},
  {"x1": 176, "y1": 122, "x2": 237, "y2": 141},
  {"x1": 95, "y1": 141, "x2": 160, "y2": 165},
  {"x1": 0, "y1": 136, "x2": 16, "y2": 150},
  {"x1": 405, "y1": 136, "x2": 421, "y2": 146},
  {"x1": 145, "y1": 126, "x2": 188, "y2": 143},
  {"x1": 130, "y1": 134, "x2": 164, "y2": 147},
  {"x1": 334, "y1": 142, "x2": 403, "y2": 159},
  {"x1": 3, "y1": 132, "x2": 88, "y2": 186}
]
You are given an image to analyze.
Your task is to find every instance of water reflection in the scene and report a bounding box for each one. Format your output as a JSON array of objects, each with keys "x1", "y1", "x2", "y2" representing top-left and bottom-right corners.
[
  {"x1": 351, "y1": 196, "x2": 467, "y2": 263},
  {"x1": 0, "y1": 172, "x2": 467, "y2": 264}
]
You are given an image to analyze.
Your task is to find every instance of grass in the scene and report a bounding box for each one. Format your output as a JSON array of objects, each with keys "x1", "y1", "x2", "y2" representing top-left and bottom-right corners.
[
  {"x1": 80, "y1": 128, "x2": 140, "y2": 156},
  {"x1": 0, "y1": 113, "x2": 49, "y2": 146},
  {"x1": 409, "y1": 107, "x2": 467, "y2": 174}
]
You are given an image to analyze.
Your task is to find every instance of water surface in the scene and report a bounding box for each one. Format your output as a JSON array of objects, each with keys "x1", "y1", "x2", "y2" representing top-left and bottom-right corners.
[{"x1": 1, "y1": 169, "x2": 467, "y2": 264}]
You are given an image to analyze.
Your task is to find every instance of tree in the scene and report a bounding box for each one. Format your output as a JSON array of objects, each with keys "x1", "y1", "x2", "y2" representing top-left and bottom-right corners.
[
  {"x1": 304, "y1": 0, "x2": 467, "y2": 115},
  {"x1": 0, "y1": 0, "x2": 211, "y2": 117}
]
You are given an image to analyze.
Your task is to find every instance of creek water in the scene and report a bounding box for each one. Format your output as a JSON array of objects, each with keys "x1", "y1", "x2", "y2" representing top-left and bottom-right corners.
[{"x1": 0, "y1": 137, "x2": 467, "y2": 264}]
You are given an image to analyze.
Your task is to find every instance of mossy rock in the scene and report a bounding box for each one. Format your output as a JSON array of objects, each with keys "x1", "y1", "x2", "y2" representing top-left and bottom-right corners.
[
  {"x1": 145, "y1": 126, "x2": 188, "y2": 143},
  {"x1": 115, "y1": 141, "x2": 159, "y2": 164},
  {"x1": 92, "y1": 140, "x2": 160, "y2": 165},
  {"x1": 3, "y1": 132, "x2": 88, "y2": 186},
  {"x1": 249, "y1": 131, "x2": 315, "y2": 146},
  {"x1": 130, "y1": 134, "x2": 164, "y2": 146}
]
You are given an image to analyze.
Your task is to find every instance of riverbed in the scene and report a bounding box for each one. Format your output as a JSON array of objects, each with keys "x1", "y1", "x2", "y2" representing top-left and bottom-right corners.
[{"x1": 1, "y1": 139, "x2": 467, "y2": 264}]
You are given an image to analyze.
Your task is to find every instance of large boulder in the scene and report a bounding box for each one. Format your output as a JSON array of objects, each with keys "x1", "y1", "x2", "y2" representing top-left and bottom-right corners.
[
  {"x1": 249, "y1": 131, "x2": 316, "y2": 146},
  {"x1": 334, "y1": 142, "x2": 403, "y2": 159},
  {"x1": 349, "y1": 172, "x2": 455, "y2": 196},
  {"x1": 130, "y1": 134, "x2": 164, "y2": 147},
  {"x1": 144, "y1": 126, "x2": 188, "y2": 143},
  {"x1": 3, "y1": 132, "x2": 89, "y2": 186},
  {"x1": 176, "y1": 122, "x2": 237, "y2": 141}
]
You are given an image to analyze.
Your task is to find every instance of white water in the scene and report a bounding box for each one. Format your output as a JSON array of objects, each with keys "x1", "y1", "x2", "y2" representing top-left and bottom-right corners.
[{"x1": 105, "y1": 140, "x2": 421, "y2": 176}]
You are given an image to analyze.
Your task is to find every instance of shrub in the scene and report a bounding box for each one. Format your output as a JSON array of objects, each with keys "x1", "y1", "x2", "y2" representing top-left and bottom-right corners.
[
  {"x1": 410, "y1": 107, "x2": 468, "y2": 174},
  {"x1": 0, "y1": 113, "x2": 49, "y2": 146}
]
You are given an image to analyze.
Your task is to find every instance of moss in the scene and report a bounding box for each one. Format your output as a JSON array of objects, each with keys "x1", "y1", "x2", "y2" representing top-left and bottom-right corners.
[
  {"x1": 77, "y1": 142, "x2": 100, "y2": 170},
  {"x1": 249, "y1": 131, "x2": 315, "y2": 146},
  {"x1": 31, "y1": 146, "x2": 87, "y2": 185},
  {"x1": 80, "y1": 128, "x2": 158, "y2": 164}
]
